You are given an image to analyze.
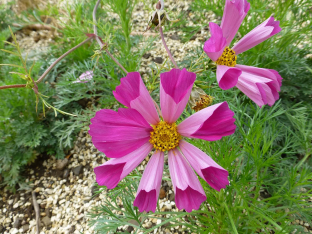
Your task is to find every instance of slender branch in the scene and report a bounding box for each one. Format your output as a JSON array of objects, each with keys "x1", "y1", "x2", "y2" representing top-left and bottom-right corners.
[
  {"x1": 32, "y1": 191, "x2": 40, "y2": 234},
  {"x1": 92, "y1": 0, "x2": 128, "y2": 74},
  {"x1": 105, "y1": 49, "x2": 128, "y2": 74},
  {"x1": 92, "y1": 0, "x2": 104, "y2": 47},
  {"x1": 0, "y1": 84, "x2": 26, "y2": 90},
  {"x1": 36, "y1": 36, "x2": 93, "y2": 84},
  {"x1": 159, "y1": 26, "x2": 178, "y2": 68}
]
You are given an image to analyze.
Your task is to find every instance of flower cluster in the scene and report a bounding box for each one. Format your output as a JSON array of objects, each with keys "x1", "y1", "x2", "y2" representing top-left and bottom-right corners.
[{"x1": 89, "y1": 0, "x2": 283, "y2": 213}]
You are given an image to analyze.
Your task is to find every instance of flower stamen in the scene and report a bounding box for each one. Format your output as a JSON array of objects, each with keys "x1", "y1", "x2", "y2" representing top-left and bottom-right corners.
[
  {"x1": 216, "y1": 47, "x2": 237, "y2": 67},
  {"x1": 149, "y1": 121, "x2": 181, "y2": 152}
]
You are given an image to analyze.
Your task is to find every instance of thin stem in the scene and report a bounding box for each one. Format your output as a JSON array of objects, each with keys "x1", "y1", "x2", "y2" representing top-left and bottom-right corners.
[
  {"x1": 159, "y1": 26, "x2": 178, "y2": 68},
  {"x1": 0, "y1": 84, "x2": 26, "y2": 90},
  {"x1": 36, "y1": 36, "x2": 93, "y2": 84},
  {"x1": 224, "y1": 202, "x2": 239, "y2": 234},
  {"x1": 105, "y1": 49, "x2": 128, "y2": 74},
  {"x1": 93, "y1": 0, "x2": 104, "y2": 47},
  {"x1": 92, "y1": 0, "x2": 128, "y2": 74}
]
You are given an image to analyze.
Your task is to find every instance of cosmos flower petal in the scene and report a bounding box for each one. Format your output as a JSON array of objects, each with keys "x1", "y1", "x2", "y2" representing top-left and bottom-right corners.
[
  {"x1": 233, "y1": 16, "x2": 282, "y2": 54},
  {"x1": 113, "y1": 72, "x2": 159, "y2": 125},
  {"x1": 216, "y1": 65, "x2": 242, "y2": 90},
  {"x1": 221, "y1": 0, "x2": 250, "y2": 46},
  {"x1": 203, "y1": 22, "x2": 227, "y2": 61},
  {"x1": 89, "y1": 108, "x2": 152, "y2": 158},
  {"x1": 179, "y1": 141, "x2": 229, "y2": 191},
  {"x1": 235, "y1": 65, "x2": 282, "y2": 107},
  {"x1": 94, "y1": 142, "x2": 153, "y2": 189},
  {"x1": 178, "y1": 102, "x2": 236, "y2": 141},
  {"x1": 160, "y1": 68, "x2": 196, "y2": 123},
  {"x1": 168, "y1": 149, "x2": 206, "y2": 212},
  {"x1": 133, "y1": 151, "x2": 164, "y2": 213}
]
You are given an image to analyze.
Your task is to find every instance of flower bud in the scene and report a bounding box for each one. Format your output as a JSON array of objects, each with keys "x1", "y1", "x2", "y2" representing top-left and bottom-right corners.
[{"x1": 189, "y1": 86, "x2": 214, "y2": 112}]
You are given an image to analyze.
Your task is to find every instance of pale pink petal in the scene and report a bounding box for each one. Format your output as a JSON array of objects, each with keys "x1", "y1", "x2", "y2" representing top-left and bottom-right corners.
[
  {"x1": 133, "y1": 151, "x2": 164, "y2": 212},
  {"x1": 216, "y1": 65, "x2": 242, "y2": 90},
  {"x1": 221, "y1": 0, "x2": 250, "y2": 46},
  {"x1": 236, "y1": 65, "x2": 282, "y2": 91},
  {"x1": 94, "y1": 142, "x2": 153, "y2": 189},
  {"x1": 73, "y1": 70, "x2": 94, "y2": 83},
  {"x1": 235, "y1": 65, "x2": 282, "y2": 107},
  {"x1": 203, "y1": 22, "x2": 227, "y2": 61},
  {"x1": 179, "y1": 141, "x2": 229, "y2": 191},
  {"x1": 160, "y1": 68, "x2": 196, "y2": 123},
  {"x1": 233, "y1": 16, "x2": 282, "y2": 54},
  {"x1": 113, "y1": 72, "x2": 159, "y2": 125},
  {"x1": 89, "y1": 108, "x2": 152, "y2": 158},
  {"x1": 168, "y1": 149, "x2": 206, "y2": 212},
  {"x1": 178, "y1": 102, "x2": 236, "y2": 141}
]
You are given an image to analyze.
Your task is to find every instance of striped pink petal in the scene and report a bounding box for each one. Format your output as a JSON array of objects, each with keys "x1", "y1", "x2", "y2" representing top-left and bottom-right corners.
[
  {"x1": 178, "y1": 102, "x2": 236, "y2": 141},
  {"x1": 235, "y1": 65, "x2": 282, "y2": 107},
  {"x1": 179, "y1": 141, "x2": 229, "y2": 191},
  {"x1": 160, "y1": 68, "x2": 196, "y2": 123},
  {"x1": 203, "y1": 22, "x2": 227, "y2": 61},
  {"x1": 94, "y1": 142, "x2": 153, "y2": 189},
  {"x1": 168, "y1": 149, "x2": 206, "y2": 212},
  {"x1": 133, "y1": 151, "x2": 164, "y2": 213},
  {"x1": 216, "y1": 65, "x2": 242, "y2": 90},
  {"x1": 233, "y1": 16, "x2": 282, "y2": 54},
  {"x1": 89, "y1": 108, "x2": 152, "y2": 158},
  {"x1": 221, "y1": 0, "x2": 250, "y2": 46},
  {"x1": 113, "y1": 72, "x2": 159, "y2": 125}
]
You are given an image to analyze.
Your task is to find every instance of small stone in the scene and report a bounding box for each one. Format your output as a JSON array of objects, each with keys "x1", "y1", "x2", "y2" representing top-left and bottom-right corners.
[
  {"x1": 13, "y1": 217, "x2": 22, "y2": 229},
  {"x1": 146, "y1": 221, "x2": 152, "y2": 228},
  {"x1": 127, "y1": 225, "x2": 134, "y2": 233},
  {"x1": 72, "y1": 165, "x2": 83, "y2": 176},
  {"x1": 159, "y1": 188, "x2": 166, "y2": 199},
  {"x1": 22, "y1": 224, "x2": 29, "y2": 232},
  {"x1": 170, "y1": 34, "x2": 180, "y2": 40},
  {"x1": 56, "y1": 158, "x2": 68, "y2": 170},
  {"x1": 63, "y1": 169, "x2": 69, "y2": 178},
  {"x1": 42, "y1": 216, "x2": 52, "y2": 227},
  {"x1": 143, "y1": 53, "x2": 151, "y2": 59},
  {"x1": 169, "y1": 192, "x2": 175, "y2": 201},
  {"x1": 45, "y1": 208, "x2": 52, "y2": 218},
  {"x1": 153, "y1": 57, "x2": 163, "y2": 64},
  {"x1": 128, "y1": 219, "x2": 139, "y2": 227}
]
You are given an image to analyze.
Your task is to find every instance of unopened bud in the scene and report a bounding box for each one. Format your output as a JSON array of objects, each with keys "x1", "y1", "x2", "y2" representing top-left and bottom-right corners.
[{"x1": 189, "y1": 86, "x2": 214, "y2": 112}]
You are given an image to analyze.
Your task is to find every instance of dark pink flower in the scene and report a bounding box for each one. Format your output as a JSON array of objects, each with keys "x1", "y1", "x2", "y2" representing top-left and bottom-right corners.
[
  {"x1": 89, "y1": 69, "x2": 236, "y2": 213},
  {"x1": 203, "y1": 0, "x2": 282, "y2": 107}
]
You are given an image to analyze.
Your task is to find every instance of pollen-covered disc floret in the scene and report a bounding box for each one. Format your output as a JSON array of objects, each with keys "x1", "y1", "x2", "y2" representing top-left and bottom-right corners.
[
  {"x1": 216, "y1": 47, "x2": 237, "y2": 67},
  {"x1": 149, "y1": 121, "x2": 181, "y2": 152}
]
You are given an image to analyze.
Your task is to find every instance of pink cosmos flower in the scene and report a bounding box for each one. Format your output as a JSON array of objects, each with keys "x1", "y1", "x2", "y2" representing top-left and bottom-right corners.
[
  {"x1": 89, "y1": 68, "x2": 236, "y2": 213},
  {"x1": 73, "y1": 70, "x2": 94, "y2": 83},
  {"x1": 203, "y1": 0, "x2": 283, "y2": 107}
]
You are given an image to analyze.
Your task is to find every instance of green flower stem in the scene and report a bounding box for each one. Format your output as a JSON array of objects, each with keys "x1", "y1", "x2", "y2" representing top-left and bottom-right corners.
[{"x1": 223, "y1": 202, "x2": 239, "y2": 234}]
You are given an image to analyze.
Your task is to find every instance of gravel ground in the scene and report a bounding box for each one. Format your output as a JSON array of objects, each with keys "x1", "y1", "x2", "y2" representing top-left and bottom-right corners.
[{"x1": 1, "y1": 0, "x2": 311, "y2": 233}]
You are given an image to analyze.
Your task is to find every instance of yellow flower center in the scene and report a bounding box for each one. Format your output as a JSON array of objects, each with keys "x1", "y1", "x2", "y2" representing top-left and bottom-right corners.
[
  {"x1": 149, "y1": 121, "x2": 181, "y2": 152},
  {"x1": 216, "y1": 47, "x2": 237, "y2": 67},
  {"x1": 192, "y1": 95, "x2": 214, "y2": 112}
]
